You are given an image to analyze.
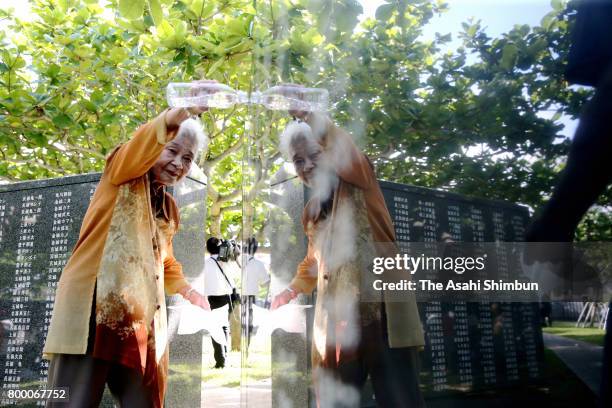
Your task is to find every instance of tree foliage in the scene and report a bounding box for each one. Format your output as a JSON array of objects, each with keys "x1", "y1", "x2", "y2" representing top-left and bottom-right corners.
[{"x1": 1, "y1": 0, "x2": 609, "y2": 240}]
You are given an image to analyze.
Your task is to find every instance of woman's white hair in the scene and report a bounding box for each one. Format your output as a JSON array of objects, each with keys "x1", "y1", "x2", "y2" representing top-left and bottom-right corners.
[
  {"x1": 176, "y1": 117, "x2": 208, "y2": 155},
  {"x1": 279, "y1": 120, "x2": 321, "y2": 160}
]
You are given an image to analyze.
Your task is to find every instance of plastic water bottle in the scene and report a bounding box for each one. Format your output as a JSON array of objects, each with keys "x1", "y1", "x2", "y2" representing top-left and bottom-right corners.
[
  {"x1": 256, "y1": 85, "x2": 328, "y2": 112},
  {"x1": 166, "y1": 82, "x2": 242, "y2": 109},
  {"x1": 166, "y1": 82, "x2": 329, "y2": 112}
]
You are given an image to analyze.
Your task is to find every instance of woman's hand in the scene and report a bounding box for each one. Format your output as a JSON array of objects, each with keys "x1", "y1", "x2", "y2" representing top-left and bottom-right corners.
[
  {"x1": 165, "y1": 79, "x2": 218, "y2": 128},
  {"x1": 165, "y1": 107, "x2": 197, "y2": 129},
  {"x1": 271, "y1": 287, "x2": 297, "y2": 310},
  {"x1": 188, "y1": 291, "x2": 211, "y2": 310},
  {"x1": 179, "y1": 285, "x2": 211, "y2": 311},
  {"x1": 277, "y1": 83, "x2": 309, "y2": 120}
]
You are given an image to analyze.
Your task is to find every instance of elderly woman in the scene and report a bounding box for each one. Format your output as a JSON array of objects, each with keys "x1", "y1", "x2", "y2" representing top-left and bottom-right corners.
[
  {"x1": 271, "y1": 109, "x2": 426, "y2": 407},
  {"x1": 43, "y1": 105, "x2": 210, "y2": 407}
]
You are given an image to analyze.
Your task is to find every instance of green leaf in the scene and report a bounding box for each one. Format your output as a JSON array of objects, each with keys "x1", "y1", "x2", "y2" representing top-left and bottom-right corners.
[
  {"x1": 0, "y1": 62, "x2": 8, "y2": 73},
  {"x1": 109, "y1": 47, "x2": 128, "y2": 64},
  {"x1": 467, "y1": 24, "x2": 478, "y2": 37},
  {"x1": 100, "y1": 112, "x2": 116, "y2": 125},
  {"x1": 84, "y1": 100, "x2": 98, "y2": 113},
  {"x1": 148, "y1": 0, "x2": 163, "y2": 26},
  {"x1": 334, "y1": 1, "x2": 360, "y2": 33},
  {"x1": 159, "y1": 20, "x2": 186, "y2": 47},
  {"x1": 551, "y1": 0, "x2": 564, "y2": 12},
  {"x1": 74, "y1": 45, "x2": 93, "y2": 59},
  {"x1": 46, "y1": 64, "x2": 60, "y2": 78},
  {"x1": 207, "y1": 58, "x2": 224, "y2": 76},
  {"x1": 30, "y1": 132, "x2": 47, "y2": 147},
  {"x1": 501, "y1": 44, "x2": 518, "y2": 70},
  {"x1": 174, "y1": 20, "x2": 188, "y2": 42},
  {"x1": 157, "y1": 20, "x2": 174, "y2": 38},
  {"x1": 52, "y1": 113, "x2": 73, "y2": 128},
  {"x1": 118, "y1": 0, "x2": 145, "y2": 20},
  {"x1": 91, "y1": 90, "x2": 105, "y2": 103},
  {"x1": 13, "y1": 56, "x2": 26, "y2": 69},
  {"x1": 226, "y1": 18, "x2": 247, "y2": 37},
  {"x1": 189, "y1": 0, "x2": 205, "y2": 16},
  {"x1": 528, "y1": 38, "x2": 548, "y2": 57},
  {"x1": 375, "y1": 4, "x2": 394, "y2": 22},
  {"x1": 540, "y1": 13, "x2": 554, "y2": 31}
]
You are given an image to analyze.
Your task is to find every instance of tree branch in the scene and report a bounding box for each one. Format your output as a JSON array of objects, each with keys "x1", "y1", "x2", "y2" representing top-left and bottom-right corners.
[
  {"x1": 205, "y1": 138, "x2": 243, "y2": 168},
  {"x1": 0, "y1": 174, "x2": 18, "y2": 183},
  {"x1": 8, "y1": 158, "x2": 67, "y2": 174},
  {"x1": 218, "y1": 188, "x2": 241, "y2": 204},
  {"x1": 220, "y1": 203, "x2": 242, "y2": 213},
  {"x1": 60, "y1": 130, "x2": 105, "y2": 159}
]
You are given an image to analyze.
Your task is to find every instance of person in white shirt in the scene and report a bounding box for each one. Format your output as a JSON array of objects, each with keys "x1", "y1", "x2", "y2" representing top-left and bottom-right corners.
[
  {"x1": 203, "y1": 237, "x2": 234, "y2": 368},
  {"x1": 242, "y1": 237, "x2": 270, "y2": 350}
]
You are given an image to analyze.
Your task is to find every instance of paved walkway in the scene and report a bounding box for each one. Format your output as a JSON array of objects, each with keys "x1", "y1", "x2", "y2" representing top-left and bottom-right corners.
[
  {"x1": 543, "y1": 332, "x2": 604, "y2": 393},
  {"x1": 202, "y1": 380, "x2": 272, "y2": 407},
  {"x1": 200, "y1": 344, "x2": 272, "y2": 407}
]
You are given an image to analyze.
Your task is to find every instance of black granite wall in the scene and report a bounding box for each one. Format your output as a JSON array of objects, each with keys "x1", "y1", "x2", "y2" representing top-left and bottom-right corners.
[{"x1": 380, "y1": 180, "x2": 544, "y2": 395}]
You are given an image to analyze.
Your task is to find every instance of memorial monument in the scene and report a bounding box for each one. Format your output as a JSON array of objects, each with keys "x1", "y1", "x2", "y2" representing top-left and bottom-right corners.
[{"x1": 0, "y1": 172, "x2": 544, "y2": 407}]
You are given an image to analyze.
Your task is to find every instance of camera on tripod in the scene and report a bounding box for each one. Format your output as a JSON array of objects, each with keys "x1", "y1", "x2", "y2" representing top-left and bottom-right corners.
[{"x1": 218, "y1": 239, "x2": 239, "y2": 262}]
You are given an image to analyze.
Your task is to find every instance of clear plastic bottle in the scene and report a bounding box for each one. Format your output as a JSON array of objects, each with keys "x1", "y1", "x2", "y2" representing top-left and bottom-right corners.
[
  {"x1": 257, "y1": 85, "x2": 328, "y2": 112},
  {"x1": 166, "y1": 82, "x2": 240, "y2": 109},
  {"x1": 166, "y1": 82, "x2": 329, "y2": 112}
]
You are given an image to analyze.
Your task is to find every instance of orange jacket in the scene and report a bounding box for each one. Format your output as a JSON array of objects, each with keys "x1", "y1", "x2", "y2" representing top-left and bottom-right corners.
[
  {"x1": 44, "y1": 110, "x2": 188, "y2": 360},
  {"x1": 290, "y1": 113, "x2": 425, "y2": 350}
]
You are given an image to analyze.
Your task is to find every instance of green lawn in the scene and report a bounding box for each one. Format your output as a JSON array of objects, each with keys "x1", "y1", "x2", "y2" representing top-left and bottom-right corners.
[
  {"x1": 167, "y1": 335, "x2": 273, "y2": 389},
  {"x1": 542, "y1": 321, "x2": 606, "y2": 346},
  {"x1": 200, "y1": 349, "x2": 272, "y2": 388}
]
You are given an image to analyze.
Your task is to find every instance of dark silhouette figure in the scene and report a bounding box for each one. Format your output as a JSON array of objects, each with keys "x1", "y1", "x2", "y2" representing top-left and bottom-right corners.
[
  {"x1": 524, "y1": 2, "x2": 612, "y2": 407},
  {"x1": 540, "y1": 295, "x2": 553, "y2": 327}
]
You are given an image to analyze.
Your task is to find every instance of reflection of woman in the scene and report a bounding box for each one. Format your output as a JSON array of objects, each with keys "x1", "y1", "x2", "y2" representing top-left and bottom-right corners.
[
  {"x1": 272, "y1": 108, "x2": 426, "y2": 407},
  {"x1": 43, "y1": 106, "x2": 210, "y2": 407}
]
